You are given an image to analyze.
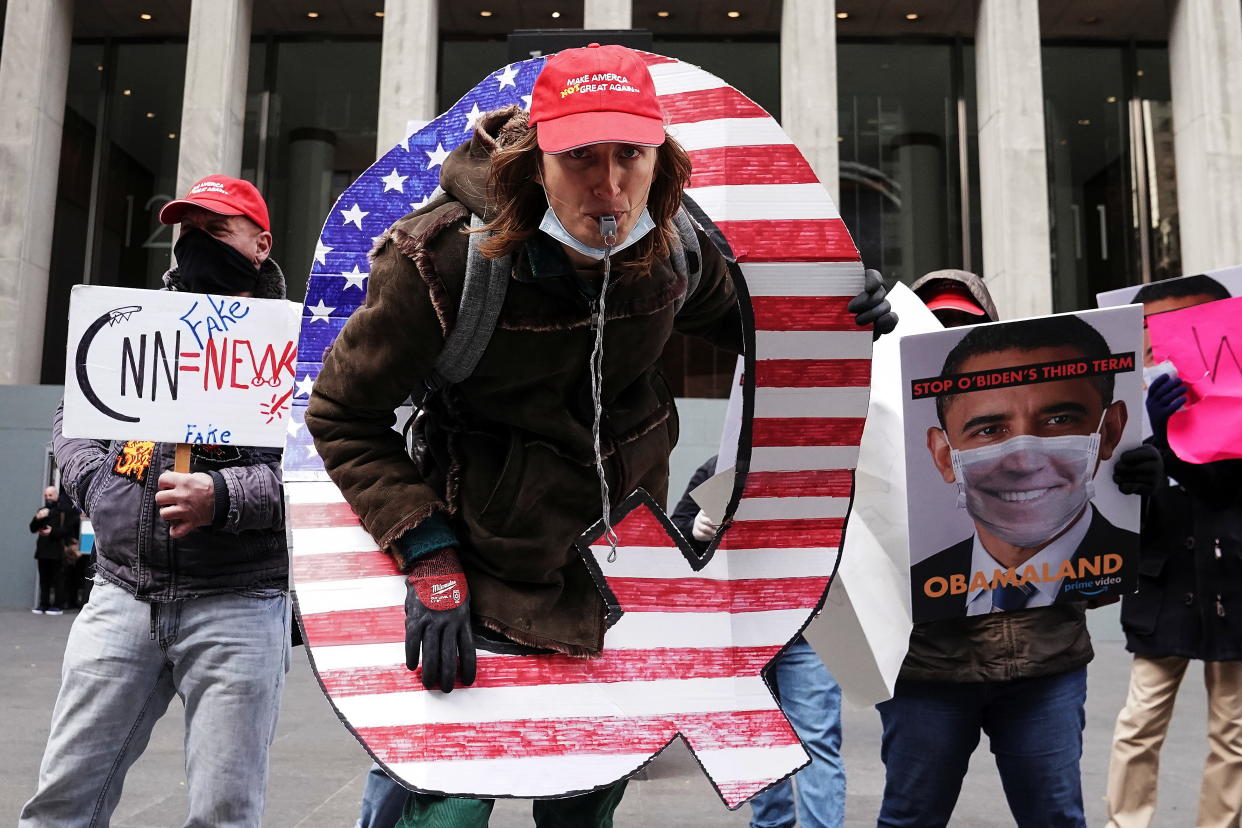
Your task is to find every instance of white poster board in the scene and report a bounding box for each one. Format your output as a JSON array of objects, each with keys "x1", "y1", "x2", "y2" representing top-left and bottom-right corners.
[
  {"x1": 899, "y1": 305, "x2": 1144, "y2": 623},
  {"x1": 62, "y1": 285, "x2": 301, "y2": 448}
]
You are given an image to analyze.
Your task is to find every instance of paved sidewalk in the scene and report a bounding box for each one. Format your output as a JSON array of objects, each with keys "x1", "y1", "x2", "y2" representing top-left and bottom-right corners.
[{"x1": 2, "y1": 606, "x2": 1211, "y2": 826}]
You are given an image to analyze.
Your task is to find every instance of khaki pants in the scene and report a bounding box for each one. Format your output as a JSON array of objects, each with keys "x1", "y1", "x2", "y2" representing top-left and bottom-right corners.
[{"x1": 1106, "y1": 655, "x2": 1242, "y2": 828}]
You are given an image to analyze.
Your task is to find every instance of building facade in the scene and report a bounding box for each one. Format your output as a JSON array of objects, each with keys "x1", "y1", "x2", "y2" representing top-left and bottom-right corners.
[{"x1": 1, "y1": 0, "x2": 1241, "y2": 393}]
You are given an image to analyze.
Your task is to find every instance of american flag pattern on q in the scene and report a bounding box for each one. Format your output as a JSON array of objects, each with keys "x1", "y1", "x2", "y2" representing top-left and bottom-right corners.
[{"x1": 283, "y1": 52, "x2": 870, "y2": 809}]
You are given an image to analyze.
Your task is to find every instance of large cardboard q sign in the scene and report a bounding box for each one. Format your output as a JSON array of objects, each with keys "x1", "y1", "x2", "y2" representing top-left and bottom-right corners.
[{"x1": 283, "y1": 53, "x2": 869, "y2": 808}]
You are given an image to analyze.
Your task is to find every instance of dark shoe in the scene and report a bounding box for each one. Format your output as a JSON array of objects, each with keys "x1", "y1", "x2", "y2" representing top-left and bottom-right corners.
[{"x1": 31, "y1": 607, "x2": 45, "y2": 614}]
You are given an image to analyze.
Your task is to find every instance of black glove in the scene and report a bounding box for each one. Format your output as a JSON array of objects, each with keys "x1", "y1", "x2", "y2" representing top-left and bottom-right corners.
[
  {"x1": 1113, "y1": 445, "x2": 1164, "y2": 496},
  {"x1": 847, "y1": 269, "x2": 899, "y2": 338},
  {"x1": 404, "y1": 545, "x2": 476, "y2": 692},
  {"x1": 1145, "y1": 373, "x2": 1188, "y2": 444}
]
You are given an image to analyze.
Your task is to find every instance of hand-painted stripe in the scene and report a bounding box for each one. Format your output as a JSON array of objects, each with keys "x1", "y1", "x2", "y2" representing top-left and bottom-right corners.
[
  {"x1": 749, "y1": 445, "x2": 861, "y2": 472},
  {"x1": 713, "y1": 219, "x2": 859, "y2": 262},
  {"x1": 658, "y1": 87, "x2": 768, "y2": 124},
  {"x1": 333, "y1": 674, "x2": 779, "y2": 728},
  {"x1": 288, "y1": 500, "x2": 359, "y2": 529},
  {"x1": 290, "y1": 524, "x2": 380, "y2": 556},
  {"x1": 752, "y1": 387, "x2": 872, "y2": 419},
  {"x1": 751, "y1": 416, "x2": 867, "y2": 447},
  {"x1": 753, "y1": 359, "x2": 872, "y2": 389},
  {"x1": 355, "y1": 709, "x2": 797, "y2": 764},
  {"x1": 718, "y1": 518, "x2": 844, "y2": 550},
  {"x1": 682, "y1": 184, "x2": 840, "y2": 223},
  {"x1": 740, "y1": 262, "x2": 866, "y2": 297},
  {"x1": 646, "y1": 58, "x2": 726, "y2": 93},
  {"x1": 298, "y1": 575, "x2": 828, "y2": 626},
  {"x1": 751, "y1": 296, "x2": 856, "y2": 331},
  {"x1": 754, "y1": 330, "x2": 874, "y2": 360},
  {"x1": 743, "y1": 470, "x2": 856, "y2": 499},
  {"x1": 731, "y1": 496, "x2": 851, "y2": 521},
  {"x1": 318, "y1": 647, "x2": 783, "y2": 696},
  {"x1": 284, "y1": 481, "x2": 347, "y2": 505},
  {"x1": 304, "y1": 609, "x2": 813, "y2": 664},
  {"x1": 666, "y1": 118, "x2": 792, "y2": 152},
  {"x1": 687, "y1": 146, "x2": 818, "y2": 189}
]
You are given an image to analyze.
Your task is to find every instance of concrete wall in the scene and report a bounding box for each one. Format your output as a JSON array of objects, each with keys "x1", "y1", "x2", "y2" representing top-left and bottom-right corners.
[{"x1": 0, "y1": 385, "x2": 65, "y2": 608}]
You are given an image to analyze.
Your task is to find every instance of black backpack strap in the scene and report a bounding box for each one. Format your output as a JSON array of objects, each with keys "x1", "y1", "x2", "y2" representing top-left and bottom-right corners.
[
  {"x1": 670, "y1": 206, "x2": 703, "y2": 314},
  {"x1": 425, "y1": 213, "x2": 513, "y2": 392}
]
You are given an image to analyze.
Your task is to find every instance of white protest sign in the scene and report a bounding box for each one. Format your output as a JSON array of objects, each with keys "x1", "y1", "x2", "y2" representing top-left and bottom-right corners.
[
  {"x1": 804, "y1": 284, "x2": 940, "y2": 704},
  {"x1": 63, "y1": 285, "x2": 302, "y2": 448}
]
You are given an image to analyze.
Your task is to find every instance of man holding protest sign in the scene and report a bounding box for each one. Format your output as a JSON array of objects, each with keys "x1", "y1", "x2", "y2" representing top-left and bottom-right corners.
[
  {"x1": 20, "y1": 176, "x2": 291, "y2": 828},
  {"x1": 1106, "y1": 274, "x2": 1242, "y2": 828},
  {"x1": 875, "y1": 273, "x2": 1162, "y2": 828}
]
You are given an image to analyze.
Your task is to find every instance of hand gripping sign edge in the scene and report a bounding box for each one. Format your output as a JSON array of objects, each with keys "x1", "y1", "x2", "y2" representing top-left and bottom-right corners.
[{"x1": 284, "y1": 51, "x2": 870, "y2": 809}]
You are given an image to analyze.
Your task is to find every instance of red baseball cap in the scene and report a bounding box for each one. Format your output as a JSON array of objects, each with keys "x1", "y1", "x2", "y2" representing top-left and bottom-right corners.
[
  {"x1": 923, "y1": 284, "x2": 987, "y2": 316},
  {"x1": 159, "y1": 175, "x2": 271, "y2": 232},
  {"x1": 529, "y1": 43, "x2": 666, "y2": 154}
]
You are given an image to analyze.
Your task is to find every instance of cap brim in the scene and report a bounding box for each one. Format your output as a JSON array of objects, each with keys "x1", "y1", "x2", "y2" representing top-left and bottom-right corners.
[
  {"x1": 158, "y1": 197, "x2": 244, "y2": 226},
  {"x1": 925, "y1": 294, "x2": 987, "y2": 315},
  {"x1": 537, "y1": 111, "x2": 666, "y2": 154}
]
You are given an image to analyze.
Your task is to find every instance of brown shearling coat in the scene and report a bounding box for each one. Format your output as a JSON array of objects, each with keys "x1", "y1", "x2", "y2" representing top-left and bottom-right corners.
[{"x1": 306, "y1": 108, "x2": 742, "y2": 655}]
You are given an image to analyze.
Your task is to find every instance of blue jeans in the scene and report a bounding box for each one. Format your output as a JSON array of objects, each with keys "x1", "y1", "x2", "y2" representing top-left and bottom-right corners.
[
  {"x1": 875, "y1": 667, "x2": 1087, "y2": 828},
  {"x1": 750, "y1": 636, "x2": 846, "y2": 828},
  {"x1": 357, "y1": 763, "x2": 408, "y2": 828},
  {"x1": 20, "y1": 578, "x2": 290, "y2": 828}
]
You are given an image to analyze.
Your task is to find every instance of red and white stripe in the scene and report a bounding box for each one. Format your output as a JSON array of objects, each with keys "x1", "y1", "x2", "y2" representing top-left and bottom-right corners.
[{"x1": 288, "y1": 54, "x2": 868, "y2": 810}]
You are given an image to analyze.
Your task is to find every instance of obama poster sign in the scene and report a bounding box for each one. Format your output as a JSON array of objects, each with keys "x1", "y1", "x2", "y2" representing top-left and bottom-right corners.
[{"x1": 900, "y1": 306, "x2": 1144, "y2": 623}]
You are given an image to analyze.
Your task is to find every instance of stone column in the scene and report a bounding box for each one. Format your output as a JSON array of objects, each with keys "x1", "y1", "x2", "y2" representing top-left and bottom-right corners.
[
  {"x1": 584, "y1": 0, "x2": 632, "y2": 30},
  {"x1": 781, "y1": 0, "x2": 838, "y2": 202},
  {"x1": 175, "y1": 0, "x2": 252, "y2": 196},
  {"x1": 377, "y1": 0, "x2": 438, "y2": 156},
  {"x1": 975, "y1": 0, "x2": 1052, "y2": 319},
  {"x1": 0, "y1": 0, "x2": 73, "y2": 385},
  {"x1": 1168, "y1": 0, "x2": 1242, "y2": 273}
]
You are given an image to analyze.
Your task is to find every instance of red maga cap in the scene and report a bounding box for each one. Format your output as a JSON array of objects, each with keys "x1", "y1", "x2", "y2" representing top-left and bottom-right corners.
[
  {"x1": 529, "y1": 43, "x2": 666, "y2": 154},
  {"x1": 158, "y1": 175, "x2": 271, "y2": 232},
  {"x1": 923, "y1": 285, "x2": 987, "y2": 316}
]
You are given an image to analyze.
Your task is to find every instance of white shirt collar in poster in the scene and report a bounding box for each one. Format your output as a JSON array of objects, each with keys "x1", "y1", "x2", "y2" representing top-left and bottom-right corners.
[{"x1": 964, "y1": 505, "x2": 1094, "y2": 616}]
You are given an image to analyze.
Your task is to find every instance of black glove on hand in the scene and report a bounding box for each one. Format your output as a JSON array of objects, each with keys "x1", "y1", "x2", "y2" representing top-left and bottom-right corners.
[
  {"x1": 847, "y1": 269, "x2": 899, "y2": 338},
  {"x1": 404, "y1": 545, "x2": 476, "y2": 692},
  {"x1": 1113, "y1": 445, "x2": 1164, "y2": 496},
  {"x1": 1145, "y1": 373, "x2": 1188, "y2": 444}
]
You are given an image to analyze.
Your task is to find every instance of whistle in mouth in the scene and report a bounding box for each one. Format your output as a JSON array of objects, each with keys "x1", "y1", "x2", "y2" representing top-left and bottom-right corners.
[{"x1": 599, "y1": 214, "x2": 618, "y2": 244}]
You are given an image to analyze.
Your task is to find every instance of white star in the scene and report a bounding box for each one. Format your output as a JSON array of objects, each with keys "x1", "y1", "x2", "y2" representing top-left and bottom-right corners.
[
  {"x1": 425, "y1": 142, "x2": 450, "y2": 169},
  {"x1": 294, "y1": 375, "x2": 315, "y2": 398},
  {"x1": 340, "y1": 203, "x2": 369, "y2": 230},
  {"x1": 520, "y1": 94, "x2": 533, "y2": 111},
  {"x1": 341, "y1": 265, "x2": 368, "y2": 291},
  {"x1": 463, "y1": 102, "x2": 484, "y2": 133},
  {"x1": 287, "y1": 419, "x2": 305, "y2": 438},
  {"x1": 496, "y1": 64, "x2": 519, "y2": 89},
  {"x1": 308, "y1": 299, "x2": 335, "y2": 323},
  {"x1": 381, "y1": 169, "x2": 408, "y2": 193},
  {"x1": 314, "y1": 239, "x2": 333, "y2": 266},
  {"x1": 411, "y1": 186, "x2": 443, "y2": 212}
]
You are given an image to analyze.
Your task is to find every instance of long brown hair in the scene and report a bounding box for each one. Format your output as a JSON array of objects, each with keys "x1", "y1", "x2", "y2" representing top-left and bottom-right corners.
[{"x1": 479, "y1": 118, "x2": 694, "y2": 275}]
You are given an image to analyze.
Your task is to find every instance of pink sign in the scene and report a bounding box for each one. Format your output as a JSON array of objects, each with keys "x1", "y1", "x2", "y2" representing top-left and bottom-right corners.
[{"x1": 1148, "y1": 295, "x2": 1242, "y2": 464}]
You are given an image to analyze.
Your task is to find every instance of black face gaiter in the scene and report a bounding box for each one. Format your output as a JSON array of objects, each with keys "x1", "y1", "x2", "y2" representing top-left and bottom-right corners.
[{"x1": 174, "y1": 229, "x2": 261, "y2": 295}]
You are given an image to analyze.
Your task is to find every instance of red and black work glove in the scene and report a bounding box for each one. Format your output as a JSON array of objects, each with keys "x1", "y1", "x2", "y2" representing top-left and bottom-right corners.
[
  {"x1": 848, "y1": 269, "x2": 899, "y2": 338},
  {"x1": 404, "y1": 545, "x2": 477, "y2": 692},
  {"x1": 1113, "y1": 444, "x2": 1164, "y2": 496}
]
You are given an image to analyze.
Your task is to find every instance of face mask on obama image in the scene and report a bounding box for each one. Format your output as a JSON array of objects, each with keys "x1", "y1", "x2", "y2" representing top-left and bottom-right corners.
[{"x1": 948, "y1": 414, "x2": 1106, "y2": 548}]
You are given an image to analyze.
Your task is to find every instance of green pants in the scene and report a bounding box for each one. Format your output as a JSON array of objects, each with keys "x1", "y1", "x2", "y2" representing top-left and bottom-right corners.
[{"x1": 396, "y1": 780, "x2": 628, "y2": 828}]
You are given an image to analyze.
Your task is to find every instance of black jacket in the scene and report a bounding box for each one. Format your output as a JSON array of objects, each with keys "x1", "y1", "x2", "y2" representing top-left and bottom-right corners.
[
  {"x1": 29, "y1": 490, "x2": 80, "y2": 561},
  {"x1": 670, "y1": 456, "x2": 717, "y2": 552},
  {"x1": 1122, "y1": 443, "x2": 1242, "y2": 661},
  {"x1": 51, "y1": 261, "x2": 290, "y2": 601}
]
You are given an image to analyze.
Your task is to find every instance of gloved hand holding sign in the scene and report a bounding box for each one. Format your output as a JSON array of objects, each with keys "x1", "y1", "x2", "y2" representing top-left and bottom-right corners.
[
  {"x1": 849, "y1": 269, "x2": 899, "y2": 337},
  {"x1": 1145, "y1": 373, "x2": 1188, "y2": 445},
  {"x1": 405, "y1": 545, "x2": 477, "y2": 692}
]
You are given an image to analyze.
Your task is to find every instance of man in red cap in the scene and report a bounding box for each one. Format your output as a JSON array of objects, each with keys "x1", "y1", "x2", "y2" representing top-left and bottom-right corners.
[
  {"x1": 308, "y1": 43, "x2": 894, "y2": 827},
  {"x1": 21, "y1": 175, "x2": 291, "y2": 828}
]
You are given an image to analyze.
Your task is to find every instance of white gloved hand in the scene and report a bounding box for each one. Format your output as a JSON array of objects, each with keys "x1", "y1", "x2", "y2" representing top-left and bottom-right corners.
[{"x1": 691, "y1": 510, "x2": 718, "y2": 542}]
